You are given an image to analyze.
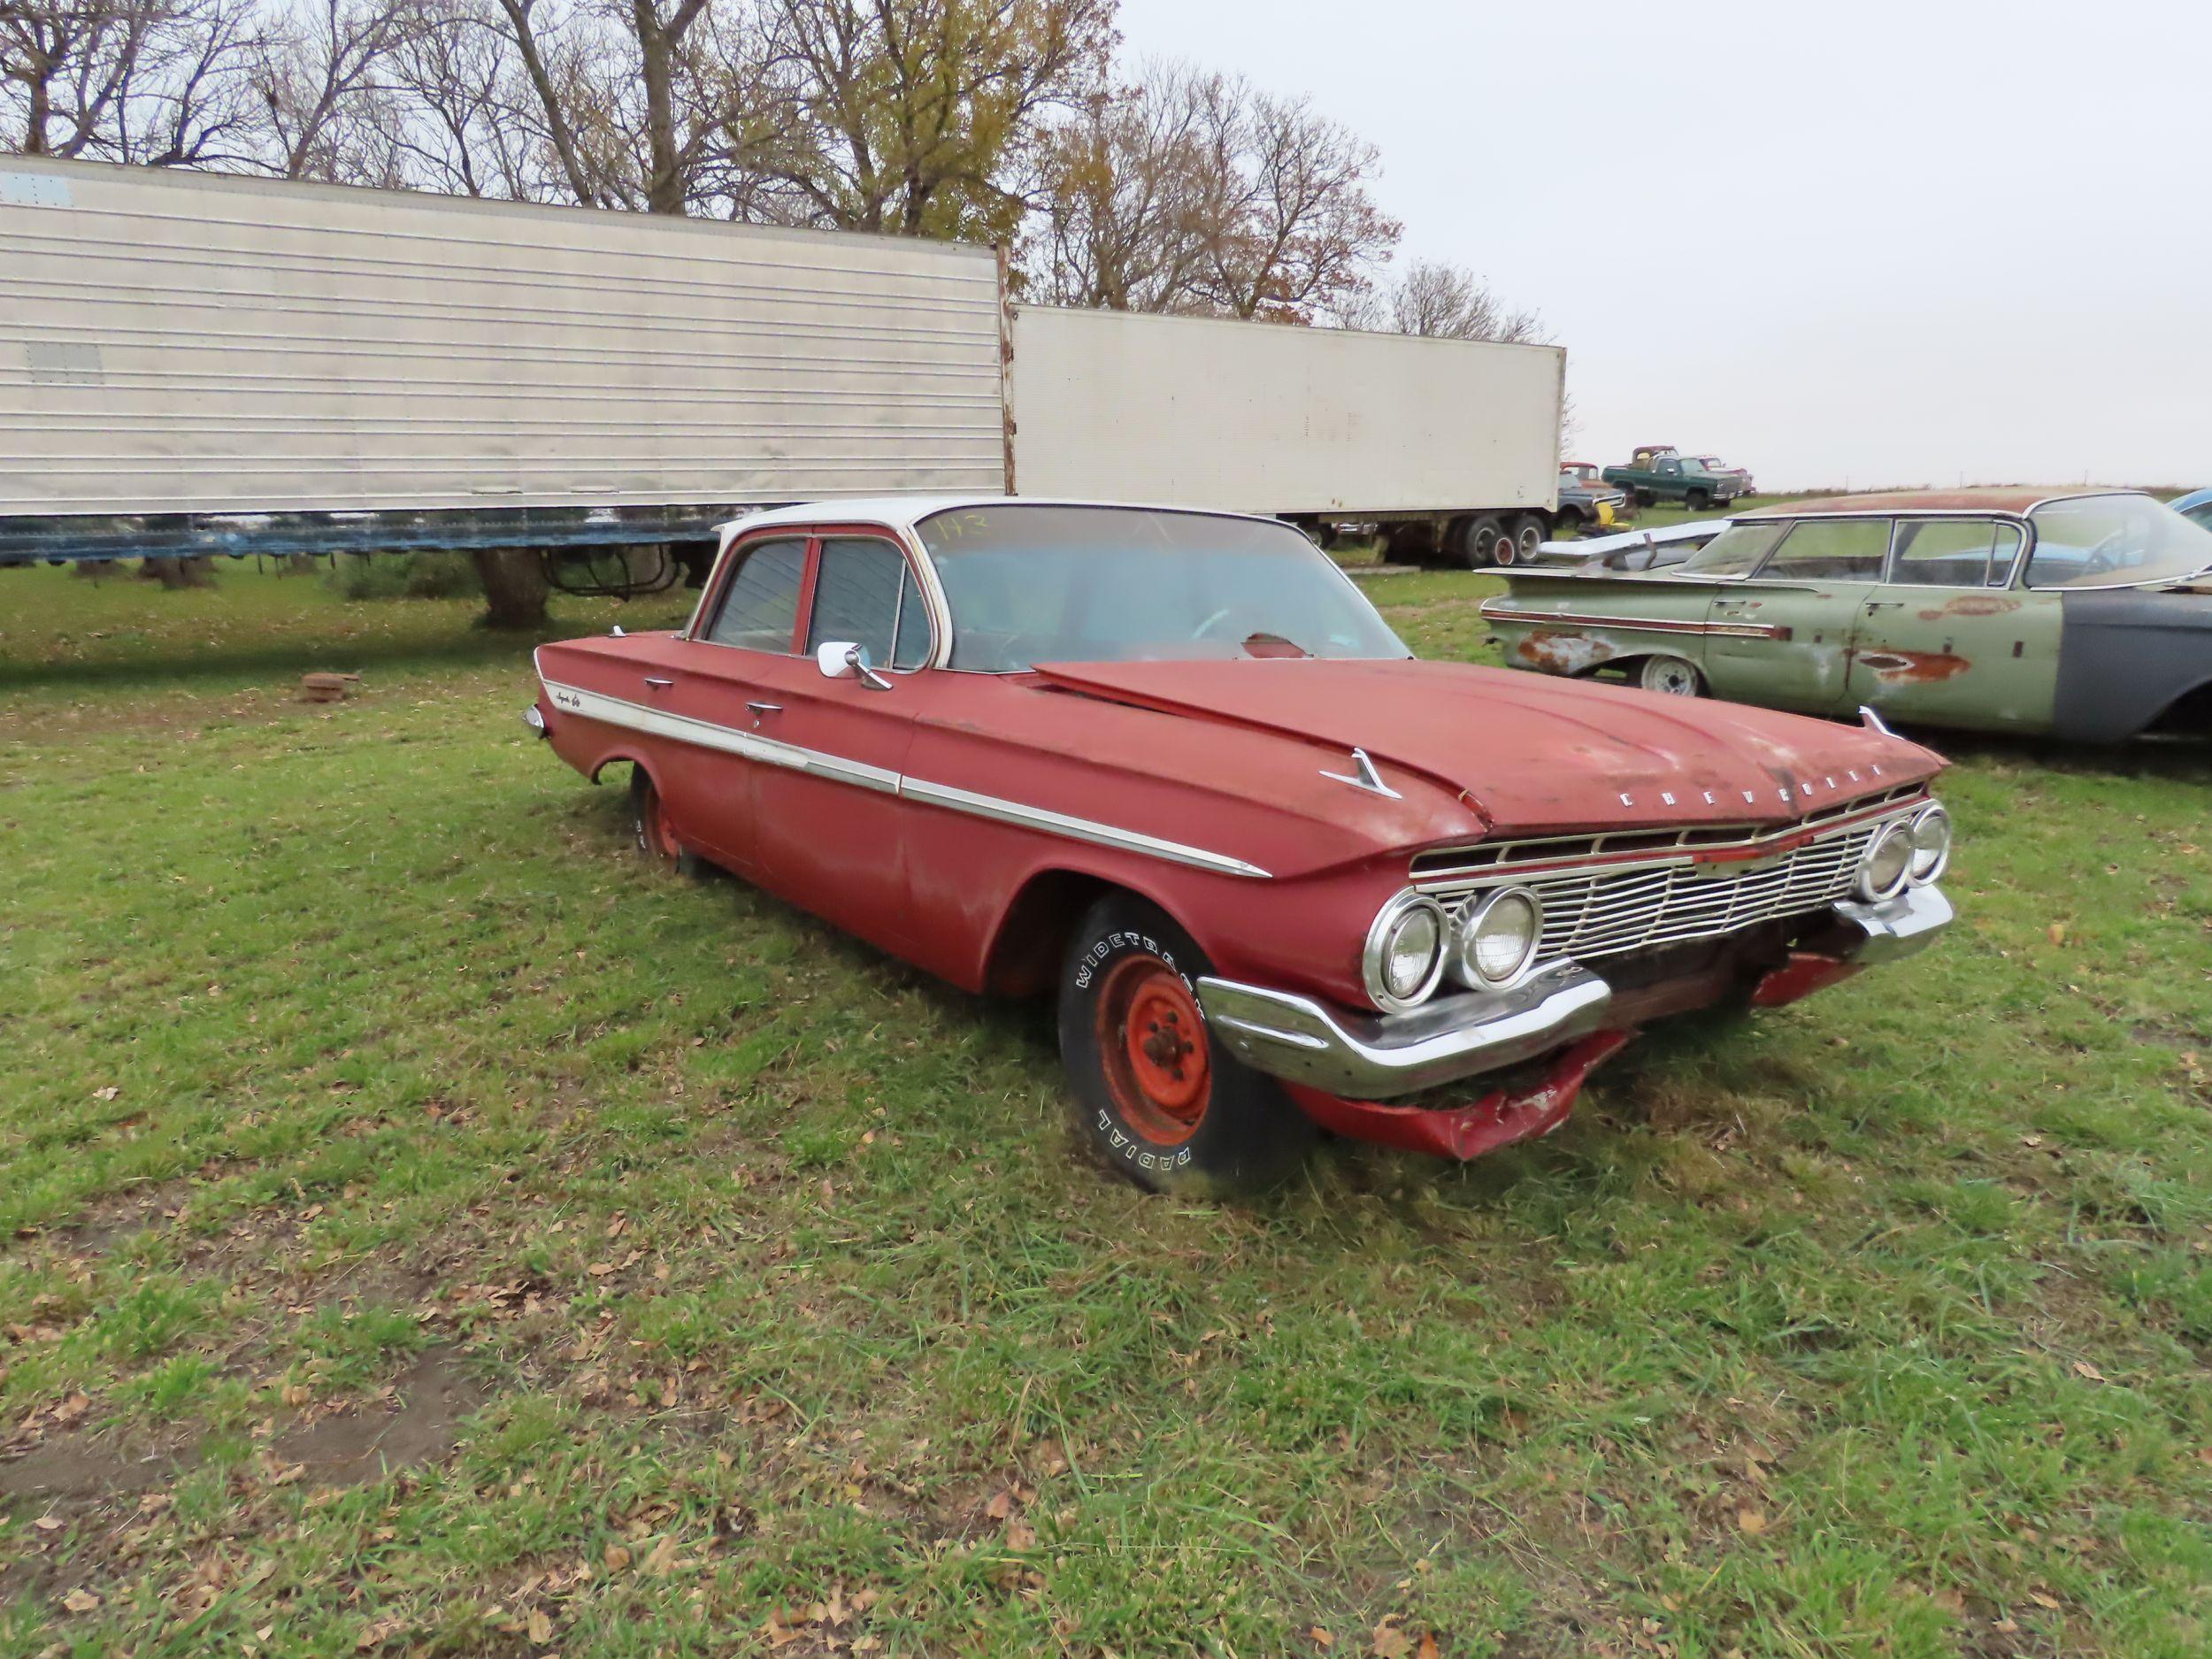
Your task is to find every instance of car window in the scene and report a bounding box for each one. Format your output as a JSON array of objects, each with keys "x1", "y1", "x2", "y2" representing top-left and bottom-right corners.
[
  {"x1": 1758, "y1": 519, "x2": 1889, "y2": 580},
  {"x1": 1658, "y1": 458, "x2": 1680, "y2": 475},
  {"x1": 1674, "y1": 521, "x2": 1786, "y2": 576},
  {"x1": 704, "y1": 537, "x2": 806, "y2": 651},
  {"x1": 1886, "y1": 520, "x2": 2024, "y2": 588},
  {"x1": 805, "y1": 537, "x2": 933, "y2": 672}
]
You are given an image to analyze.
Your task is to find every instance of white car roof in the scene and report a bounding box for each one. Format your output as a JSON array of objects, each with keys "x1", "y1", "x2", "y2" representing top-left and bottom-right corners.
[{"x1": 713, "y1": 495, "x2": 1278, "y2": 538}]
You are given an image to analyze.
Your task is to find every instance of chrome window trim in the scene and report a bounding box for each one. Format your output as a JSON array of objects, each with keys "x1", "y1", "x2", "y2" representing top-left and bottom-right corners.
[{"x1": 541, "y1": 679, "x2": 1270, "y2": 879}]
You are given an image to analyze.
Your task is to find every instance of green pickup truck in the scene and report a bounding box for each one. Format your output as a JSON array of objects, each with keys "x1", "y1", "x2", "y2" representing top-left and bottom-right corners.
[{"x1": 1601, "y1": 450, "x2": 1747, "y2": 511}]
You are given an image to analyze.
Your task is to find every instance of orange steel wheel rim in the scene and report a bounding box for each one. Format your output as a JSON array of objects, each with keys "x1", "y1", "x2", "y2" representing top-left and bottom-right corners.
[
  {"x1": 643, "y1": 784, "x2": 681, "y2": 863},
  {"x1": 1095, "y1": 955, "x2": 1211, "y2": 1145}
]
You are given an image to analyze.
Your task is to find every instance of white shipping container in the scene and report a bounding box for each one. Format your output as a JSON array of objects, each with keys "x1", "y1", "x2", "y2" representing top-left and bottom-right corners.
[
  {"x1": 1006, "y1": 305, "x2": 1563, "y2": 517},
  {"x1": 0, "y1": 157, "x2": 1006, "y2": 520}
]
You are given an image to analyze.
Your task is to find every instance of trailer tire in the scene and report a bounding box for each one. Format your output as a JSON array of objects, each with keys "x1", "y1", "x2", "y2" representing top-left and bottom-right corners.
[
  {"x1": 1455, "y1": 514, "x2": 1507, "y2": 569},
  {"x1": 1505, "y1": 514, "x2": 1548, "y2": 565}
]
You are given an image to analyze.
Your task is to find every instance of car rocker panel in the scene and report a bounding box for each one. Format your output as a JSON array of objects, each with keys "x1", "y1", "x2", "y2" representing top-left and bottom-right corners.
[{"x1": 527, "y1": 495, "x2": 1956, "y2": 1192}]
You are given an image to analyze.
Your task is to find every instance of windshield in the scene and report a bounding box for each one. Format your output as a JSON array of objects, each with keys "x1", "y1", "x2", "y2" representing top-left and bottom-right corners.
[
  {"x1": 915, "y1": 504, "x2": 1411, "y2": 672},
  {"x1": 2024, "y1": 495, "x2": 2212, "y2": 589}
]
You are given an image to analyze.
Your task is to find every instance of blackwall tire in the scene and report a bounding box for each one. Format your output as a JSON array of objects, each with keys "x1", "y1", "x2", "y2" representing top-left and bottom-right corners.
[
  {"x1": 628, "y1": 766, "x2": 703, "y2": 875},
  {"x1": 1686, "y1": 488, "x2": 1711, "y2": 512},
  {"x1": 1056, "y1": 894, "x2": 1314, "y2": 1194},
  {"x1": 1508, "y1": 514, "x2": 1547, "y2": 565},
  {"x1": 1456, "y1": 514, "x2": 1506, "y2": 569}
]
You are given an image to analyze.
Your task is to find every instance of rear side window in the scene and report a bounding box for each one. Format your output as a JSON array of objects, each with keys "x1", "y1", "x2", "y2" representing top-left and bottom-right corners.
[
  {"x1": 1887, "y1": 520, "x2": 2024, "y2": 588},
  {"x1": 705, "y1": 537, "x2": 806, "y2": 651},
  {"x1": 1760, "y1": 519, "x2": 1889, "y2": 580},
  {"x1": 1676, "y1": 521, "x2": 1786, "y2": 576},
  {"x1": 805, "y1": 537, "x2": 933, "y2": 671}
]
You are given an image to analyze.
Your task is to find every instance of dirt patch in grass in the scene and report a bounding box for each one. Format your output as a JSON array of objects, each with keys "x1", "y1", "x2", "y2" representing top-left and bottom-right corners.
[{"x1": 2, "y1": 1344, "x2": 487, "y2": 1508}]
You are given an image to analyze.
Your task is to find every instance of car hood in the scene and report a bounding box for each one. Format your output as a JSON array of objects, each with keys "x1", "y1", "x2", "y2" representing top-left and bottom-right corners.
[{"x1": 1030, "y1": 657, "x2": 1942, "y2": 835}]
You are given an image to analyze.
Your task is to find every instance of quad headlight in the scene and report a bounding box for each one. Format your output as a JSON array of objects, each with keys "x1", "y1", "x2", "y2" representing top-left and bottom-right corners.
[
  {"x1": 1854, "y1": 820, "x2": 1913, "y2": 902},
  {"x1": 1906, "y1": 802, "x2": 1951, "y2": 885},
  {"x1": 1363, "y1": 894, "x2": 1448, "y2": 1011},
  {"x1": 1457, "y1": 887, "x2": 1544, "y2": 988}
]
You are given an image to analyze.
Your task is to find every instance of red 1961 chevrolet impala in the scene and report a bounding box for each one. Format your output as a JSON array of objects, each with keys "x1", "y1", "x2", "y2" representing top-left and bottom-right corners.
[{"x1": 526, "y1": 498, "x2": 1955, "y2": 1192}]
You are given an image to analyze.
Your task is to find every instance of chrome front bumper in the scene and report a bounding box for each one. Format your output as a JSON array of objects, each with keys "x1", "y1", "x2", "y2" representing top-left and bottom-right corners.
[{"x1": 1196, "y1": 885, "x2": 1953, "y2": 1102}]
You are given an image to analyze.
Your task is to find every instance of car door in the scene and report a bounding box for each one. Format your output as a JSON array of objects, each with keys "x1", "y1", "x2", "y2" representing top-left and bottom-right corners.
[
  {"x1": 738, "y1": 530, "x2": 934, "y2": 954},
  {"x1": 655, "y1": 532, "x2": 812, "y2": 877},
  {"x1": 1845, "y1": 518, "x2": 2061, "y2": 729},
  {"x1": 1700, "y1": 518, "x2": 1890, "y2": 713}
]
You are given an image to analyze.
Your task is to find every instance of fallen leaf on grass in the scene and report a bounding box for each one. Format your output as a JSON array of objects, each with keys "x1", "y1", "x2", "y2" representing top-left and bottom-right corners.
[
  {"x1": 93, "y1": 1086, "x2": 120, "y2": 1101},
  {"x1": 1371, "y1": 1617, "x2": 1410, "y2": 1657},
  {"x1": 1417, "y1": 1634, "x2": 1440, "y2": 1659},
  {"x1": 1310, "y1": 1628, "x2": 1333, "y2": 1647},
  {"x1": 2028, "y1": 1590, "x2": 2062, "y2": 1610},
  {"x1": 62, "y1": 1589, "x2": 101, "y2": 1613},
  {"x1": 526, "y1": 1607, "x2": 553, "y2": 1644},
  {"x1": 32, "y1": 1515, "x2": 65, "y2": 1532},
  {"x1": 603, "y1": 1543, "x2": 631, "y2": 1571},
  {"x1": 2072, "y1": 1361, "x2": 2107, "y2": 1383},
  {"x1": 2047, "y1": 923, "x2": 2067, "y2": 946},
  {"x1": 1736, "y1": 1508, "x2": 1769, "y2": 1535}
]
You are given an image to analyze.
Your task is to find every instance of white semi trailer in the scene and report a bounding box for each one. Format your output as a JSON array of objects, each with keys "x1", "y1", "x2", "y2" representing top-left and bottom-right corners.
[{"x1": 0, "y1": 157, "x2": 1563, "y2": 580}]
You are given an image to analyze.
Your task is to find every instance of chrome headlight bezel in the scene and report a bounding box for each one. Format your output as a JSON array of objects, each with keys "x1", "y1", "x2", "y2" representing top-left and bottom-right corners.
[
  {"x1": 1363, "y1": 892, "x2": 1449, "y2": 1013},
  {"x1": 1906, "y1": 802, "x2": 1951, "y2": 886},
  {"x1": 1455, "y1": 886, "x2": 1545, "y2": 989},
  {"x1": 1855, "y1": 819, "x2": 1913, "y2": 902}
]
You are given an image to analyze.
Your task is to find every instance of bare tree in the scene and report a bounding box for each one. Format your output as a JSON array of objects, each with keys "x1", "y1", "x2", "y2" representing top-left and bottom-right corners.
[
  {"x1": 248, "y1": 0, "x2": 420, "y2": 180},
  {"x1": 1386, "y1": 257, "x2": 1546, "y2": 343},
  {"x1": 1023, "y1": 58, "x2": 1216, "y2": 310},
  {"x1": 377, "y1": 0, "x2": 542, "y2": 196},
  {"x1": 4, "y1": 0, "x2": 261, "y2": 161},
  {"x1": 490, "y1": 0, "x2": 733, "y2": 213},
  {"x1": 737, "y1": 0, "x2": 1113, "y2": 239},
  {"x1": 1026, "y1": 62, "x2": 1397, "y2": 322}
]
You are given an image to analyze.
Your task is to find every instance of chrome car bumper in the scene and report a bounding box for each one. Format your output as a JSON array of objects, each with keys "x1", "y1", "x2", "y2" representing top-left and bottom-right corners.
[
  {"x1": 1196, "y1": 887, "x2": 1952, "y2": 1101},
  {"x1": 1831, "y1": 883, "x2": 1953, "y2": 964}
]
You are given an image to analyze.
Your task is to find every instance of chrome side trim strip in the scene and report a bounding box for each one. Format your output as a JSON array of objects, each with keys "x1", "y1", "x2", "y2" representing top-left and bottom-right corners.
[
  {"x1": 897, "y1": 777, "x2": 1271, "y2": 879},
  {"x1": 541, "y1": 679, "x2": 1270, "y2": 879},
  {"x1": 1478, "y1": 600, "x2": 1789, "y2": 641}
]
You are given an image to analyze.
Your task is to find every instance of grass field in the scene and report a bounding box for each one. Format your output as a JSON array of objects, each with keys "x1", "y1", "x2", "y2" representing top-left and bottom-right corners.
[{"x1": 3, "y1": 561, "x2": 2208, "y2": 1658}]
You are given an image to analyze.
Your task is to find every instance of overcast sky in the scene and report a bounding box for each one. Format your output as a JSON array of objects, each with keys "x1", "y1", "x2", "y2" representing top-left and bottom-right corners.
[{"x1": 1115, "y1": 0, "x2": 2212, "y2": 493}]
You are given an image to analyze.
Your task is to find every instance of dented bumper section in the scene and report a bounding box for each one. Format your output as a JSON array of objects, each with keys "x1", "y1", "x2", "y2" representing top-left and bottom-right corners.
[
  {"x1": 1196, "y1": 886, "x2": 1955, "y2": 1105},
  {"x1": 1196, "y1": 961, "x2": 1616, "y2": 1101}
]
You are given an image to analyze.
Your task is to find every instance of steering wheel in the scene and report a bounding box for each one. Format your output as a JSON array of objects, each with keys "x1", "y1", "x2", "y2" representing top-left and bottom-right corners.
[{"x1": 2078, "y1": 526, "x2": 2128, "y2": 578}]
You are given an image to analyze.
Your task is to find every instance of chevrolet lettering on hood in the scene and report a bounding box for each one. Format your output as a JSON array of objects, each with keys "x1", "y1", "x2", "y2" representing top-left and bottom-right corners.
[{"x1": 526, "y1": 496, "x2": 1955, "y2": 1193}]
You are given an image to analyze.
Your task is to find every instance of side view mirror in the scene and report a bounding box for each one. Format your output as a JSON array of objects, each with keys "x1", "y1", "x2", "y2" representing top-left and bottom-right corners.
[{"x1": 816, "y1": 640, "x2": 892, "y2": 691}]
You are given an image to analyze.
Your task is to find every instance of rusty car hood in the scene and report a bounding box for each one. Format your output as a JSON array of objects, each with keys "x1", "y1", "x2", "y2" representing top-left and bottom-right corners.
[{"x1": 1028, "y1": 657, "x2": 1942, "y2": 835}]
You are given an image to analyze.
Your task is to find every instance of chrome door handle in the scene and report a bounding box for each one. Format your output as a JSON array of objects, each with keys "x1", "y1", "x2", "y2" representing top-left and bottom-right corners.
[
  {"x1": 747, "y1": 701, "x2": 782, "y2": 720},
  {"x1": 642, "y1": 677, "x2": 674, "y2": 689}
]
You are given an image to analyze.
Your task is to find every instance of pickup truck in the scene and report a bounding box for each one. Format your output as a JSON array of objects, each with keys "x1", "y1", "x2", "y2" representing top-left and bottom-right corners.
[{"x1": 1601, "y1": 453, "x2": 1746, "y2": 511}]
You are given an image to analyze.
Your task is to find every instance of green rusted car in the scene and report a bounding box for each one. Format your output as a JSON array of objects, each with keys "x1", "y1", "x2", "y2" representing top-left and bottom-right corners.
[{"x1": 1479, "y1": 489, "x2": 2212, "y2": 742}]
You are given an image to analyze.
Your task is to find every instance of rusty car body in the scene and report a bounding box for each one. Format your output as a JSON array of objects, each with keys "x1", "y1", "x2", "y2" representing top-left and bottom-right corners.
[
  {"x1": 1481, "y1": 489, "x2": 2212, "y2": 741},
  {"x1": 528, "y1": 498, "x2": 1955, "y2": 1192}
]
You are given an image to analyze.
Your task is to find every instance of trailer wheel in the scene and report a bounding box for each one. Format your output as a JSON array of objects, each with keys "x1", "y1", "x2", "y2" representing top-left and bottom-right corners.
[
  {"x1": 1505, "y1": 514, "x2": 1547, "y2": 565},
  {"x1": 1455, "y1": 514, "x2": 1507, "y2": 568}
]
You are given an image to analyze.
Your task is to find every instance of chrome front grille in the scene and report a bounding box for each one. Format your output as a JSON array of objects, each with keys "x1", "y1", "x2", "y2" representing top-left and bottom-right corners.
[{"x1": 1417, "y1": 795, "x2": 1924, "y2": 965}]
